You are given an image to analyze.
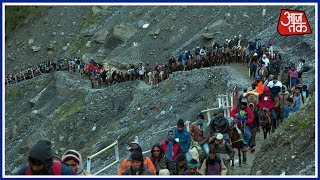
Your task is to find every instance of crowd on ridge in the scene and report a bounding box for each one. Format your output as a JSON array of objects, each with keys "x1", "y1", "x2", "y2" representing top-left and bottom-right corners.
[
  {"x1": 12, "y1": 34, "x2": 313, "y2": 176},
  {"x1": 16, "y1": 67, "x2": 311, "y2": 175},
  {"x1": 6, "y1": 34, "x2": 289, "y2": 88}
]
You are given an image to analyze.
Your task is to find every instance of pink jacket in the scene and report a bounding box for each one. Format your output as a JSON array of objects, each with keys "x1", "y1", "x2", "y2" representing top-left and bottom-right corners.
[{"x1": 289, "y1": 68, "x2": 298, "y2": 78}]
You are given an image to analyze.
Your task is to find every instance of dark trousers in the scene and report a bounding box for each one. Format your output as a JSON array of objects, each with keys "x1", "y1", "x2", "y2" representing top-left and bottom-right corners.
[{"x1": 249, "y1": 127, "x2": 258, "y2": 148}]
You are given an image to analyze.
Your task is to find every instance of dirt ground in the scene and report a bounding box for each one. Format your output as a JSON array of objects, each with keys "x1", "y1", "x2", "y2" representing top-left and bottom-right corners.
[{"x1": 229, "y1": 130, "x2": 264, "y2": 175}]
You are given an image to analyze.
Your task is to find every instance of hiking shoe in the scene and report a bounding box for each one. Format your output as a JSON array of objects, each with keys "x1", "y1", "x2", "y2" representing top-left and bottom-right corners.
[
  {"x1": 250, "y1": 147, "x2": 256, "y2": 153},
  {"x1": 271, "y1": 128, "x2": 275, "y2": 133}
]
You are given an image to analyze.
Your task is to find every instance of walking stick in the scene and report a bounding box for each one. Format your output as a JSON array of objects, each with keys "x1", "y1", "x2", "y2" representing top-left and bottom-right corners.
[{"x1": 289, "y1": 76, "x2": 292, "y2": 91}]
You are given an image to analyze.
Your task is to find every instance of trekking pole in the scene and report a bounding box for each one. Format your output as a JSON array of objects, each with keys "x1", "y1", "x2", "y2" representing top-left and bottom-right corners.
[{"x1": 289, "y1": 76, "x2": 292, "y2": 90}]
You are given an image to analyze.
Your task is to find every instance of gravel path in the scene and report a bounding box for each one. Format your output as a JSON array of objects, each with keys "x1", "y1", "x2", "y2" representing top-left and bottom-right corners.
[{"x1": 225, "y1": 62, "x2": 264, "y2": 175}]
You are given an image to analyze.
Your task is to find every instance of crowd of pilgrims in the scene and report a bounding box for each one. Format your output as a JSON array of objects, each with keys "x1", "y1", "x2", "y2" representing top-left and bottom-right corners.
[
  {"x1": 13, "y1": 35, "x2": 312, "y2": 176},
  {"x1": 7, "y1": 35, "x2": 286, "y2": 88},
  {"x1": 17, "y1": 74, "x2": 311, "y2": 176}
]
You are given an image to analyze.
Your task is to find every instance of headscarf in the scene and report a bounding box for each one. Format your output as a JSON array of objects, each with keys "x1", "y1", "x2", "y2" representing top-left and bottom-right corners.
[{"x1": 62, "y1": 150, "x2": 85, "y2": 175}]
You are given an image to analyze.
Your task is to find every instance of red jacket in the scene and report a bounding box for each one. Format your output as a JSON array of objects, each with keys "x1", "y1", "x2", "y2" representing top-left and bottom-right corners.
[
  {"x1": 160, "y1": 139, "x2": 181, "y2": 161},
  {"x1": 257, "y1": 93, "x2": 275, "y2": 110},
  {"x1": 230, "y1": 106, "x2": 254, "y2": 124}
]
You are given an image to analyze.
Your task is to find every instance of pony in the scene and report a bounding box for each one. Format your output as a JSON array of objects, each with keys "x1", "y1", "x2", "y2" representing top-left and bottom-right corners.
[
  {"x1": 259, "y1": 109, "x2": 272, "y2": 139},
  {"x1": 240, "y1": 47, "x2": 247, "y2": 66},
  {"x1": 229, "y1": 123, "x2": 247, "y2": 167},
  {"x1": 216, "y1": 47, "x2": 224, "y2": 65},
  {"x1": 243, "y1": 91, "x2": 259, "y2": 108},
  {"x1": 186, "y1": 58, "x2": 194, "y2": 71},
  {"x1": 91, "y1": 74, "x2": 102, "y2": 88},
  {"x1": 147, "y1": 71, "x2": 153, "y2": 85},
  {"x1": 231, "y1": 46, "x2": 239, "y2": 63},
  {"x1": 195, "y1": 55, "x2": 202, "y2": 69},
  {"x1": 203, "y1": 51, "x2": 211, "y2": 67},
  {"x1": 223, "y1": 47, "x2": 231, "y2": 65}
]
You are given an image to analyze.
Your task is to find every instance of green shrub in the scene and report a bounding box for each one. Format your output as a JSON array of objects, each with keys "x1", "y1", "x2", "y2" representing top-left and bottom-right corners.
[{"x1": 5, "y1": 6, "x2": 46, "y2": 35}]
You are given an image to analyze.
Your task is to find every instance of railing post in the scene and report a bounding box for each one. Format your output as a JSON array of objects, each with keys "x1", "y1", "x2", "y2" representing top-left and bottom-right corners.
[
  {"x1": 134, "y1": 136, "x2": 139, "y2": 144},
  {"x1": 186, "y1": 121, "x2": 190, "y2": 132},
  {"x1": 218, "y1": 97, "x2": 222, "y2": 108},
  {"x1": 206, "y1": 111, "x2": 211, "y2": 125},
  {"x1": 226, "y1": 95, "x2": 230, "y2": 118},
  {"x1": 87, "y1": 158, "x2": 91, "y2": 174},
  {"x1": 230, "y1": 94, "x2": 234, "y2": 110},
  {"x1": 115, "y1": 141, "x2": 119, "y2": 162}
]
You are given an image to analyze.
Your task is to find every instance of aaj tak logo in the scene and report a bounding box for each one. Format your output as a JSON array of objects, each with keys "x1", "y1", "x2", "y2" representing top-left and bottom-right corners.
[{"x1": 277, "y1": 9, "x2": 312, "y2": 36}]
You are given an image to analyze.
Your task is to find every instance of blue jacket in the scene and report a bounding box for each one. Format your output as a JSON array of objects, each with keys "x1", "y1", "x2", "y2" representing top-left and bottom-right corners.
[
  {"x1": 284, "y1": 104, "x2": 299, "y2": 119},
  {"x1": 173, "y1": 128, "x2": 191, "y2": 153}
]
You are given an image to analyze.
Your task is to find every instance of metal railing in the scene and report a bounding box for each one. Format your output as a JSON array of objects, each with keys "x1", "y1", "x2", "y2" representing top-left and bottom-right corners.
[
  {"x1": 201, "y1": 93, "x2": 235, "y2": 123},
  {"x1": 86, "y1": 140, "x2": 119, "y2": 175},
  {"x1": 142, "y1": 120, "x2": 191, "y2": 155},
  {"x1": 85, "y1": 85, "x2": 238, "y2": 175}
]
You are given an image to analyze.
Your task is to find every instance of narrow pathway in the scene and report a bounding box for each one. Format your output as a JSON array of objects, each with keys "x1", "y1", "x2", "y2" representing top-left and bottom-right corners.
[{"x1": 226, "y1": 63, "x2": 264, "y2": 175}]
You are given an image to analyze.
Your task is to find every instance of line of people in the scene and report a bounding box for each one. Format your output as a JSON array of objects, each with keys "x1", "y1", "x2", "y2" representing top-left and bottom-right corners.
[
  {"x1": 17, "y1": 110, "x2": 235, "y2": 176},
  {"x1": 17, "y1": 76, "x2": 310, "y2": 176},
  {"x1": 6, "y1": 34, "x2": 274, "y2": 89},
  {"x1": 17, "y1": 140, "x2": 90, "y2": 175}
]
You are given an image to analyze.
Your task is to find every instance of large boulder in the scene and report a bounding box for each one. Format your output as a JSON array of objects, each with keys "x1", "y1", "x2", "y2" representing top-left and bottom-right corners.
[
  {"x1": 92, "y1": 29, "x2": 109, "y2": 44},
  {"x1": 92, "y1": 6, "x2": 109, "y2": 14},
  {"x1": 203, "y1": 33, "x2": 215, "y2": 40},
  {"x1": 208, "y1": 20, "x2": 228, "y2": 30},
  {"x1": 104, "y1": 24, "x2": 137, "y2": 50},
  {"x1": 112, "y1": 24, "x2": 137, "y2": 42},
  {"x1": 31, "y1": 46, "x2": 41, "y2": 52},
  {"x1": 82, "y1": 53, "x2": 106, "y2": 65}
]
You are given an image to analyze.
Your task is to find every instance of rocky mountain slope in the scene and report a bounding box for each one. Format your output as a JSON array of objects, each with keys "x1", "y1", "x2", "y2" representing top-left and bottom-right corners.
[
  {"x1": 251, "y1": 96, "x2": 315, "y2": 175},
  {"x1": 5, "y1": 5, "x2": 316, "y2": 72},
  {"x1": 4, "y1": 5, "x2": 316, "y2": 175}
]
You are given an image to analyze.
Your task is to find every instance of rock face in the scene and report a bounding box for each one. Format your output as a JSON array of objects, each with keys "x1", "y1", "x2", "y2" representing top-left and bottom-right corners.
[
  {"x1": 4, "y1": 5, "x2": 316, "y2": 176},
  {"x1": 104, "y1": 24, "x2": 137, "y2": 50},
  {"x1": 250, "y1": 97, "x2": 315, "y2": 175},
  {"x1": 4, "y1": 66, "x2": 250, "y2": 175},
  {"x1": 92, "y1": 30, "x2": 109, "y2": 44},
  {"x1": 5, "y1": 6, "x2": 316, "y2": 73},
  {"x1": 31, "y1": 45, "x2": 41, "y2": 52}
]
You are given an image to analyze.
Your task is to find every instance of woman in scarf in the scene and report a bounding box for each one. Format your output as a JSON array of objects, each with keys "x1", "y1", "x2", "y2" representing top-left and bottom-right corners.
[
  {"x1": 150, "y1": 144, "x2": 176, "y2": 175},
  {"x1": 61, "y1": 150, "x2": 90, "y2": 175}
]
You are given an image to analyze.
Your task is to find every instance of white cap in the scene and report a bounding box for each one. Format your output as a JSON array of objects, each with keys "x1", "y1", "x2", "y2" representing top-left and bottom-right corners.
[{"x1": 216, "y1": 133, "x2": 223, "y2": 140}]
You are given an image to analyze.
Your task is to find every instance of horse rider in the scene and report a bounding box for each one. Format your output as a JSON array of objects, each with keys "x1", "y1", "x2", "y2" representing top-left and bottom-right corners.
[
  {"x1": 209, "y1": 133, "x2": 234, "y2": 175},
  {"x1": 257, "y1": 86, "x2": 277, "y2": 132},
  {"x1": 230, "y1": 99, "x2": 254, "y2": 152},
  {"x1": 238, "y1": 88, "x2": 248, "y2": 107},
  {"x1": 267, "y1": 75, "x2": 282, "y2": 97},
  {"x1": 209, "y1": 108, "x2": 230, "y2": 142},
  {"x1": 190, "y1": 113, "x2": 210, "y2": 156}
]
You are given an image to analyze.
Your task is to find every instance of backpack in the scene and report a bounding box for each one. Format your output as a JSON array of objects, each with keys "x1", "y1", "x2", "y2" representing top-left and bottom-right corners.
[{"x1": 25, "y1": 160, "x2": 62, "y2": 175}]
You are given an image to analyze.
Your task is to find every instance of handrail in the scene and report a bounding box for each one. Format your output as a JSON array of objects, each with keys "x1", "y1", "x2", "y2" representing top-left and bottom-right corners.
[
  {"x1": 85, "y1": 92, "x2": 235, "y2": 174},
  {"x1": 201, "y1": 93, "x2": 234, "y2": 123},
  {"x1": 151, "y1": 121, "x2": 191, "y2": 135},
  {"x1": 93, "y1": 161, "x2": 119, "y2": 175},
  {"x1": 87, "y1": 141, "x2": 118, "y2": 160},
  {"x1": 86, "y1": 140, "x2": 119, "y2": 175}
]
